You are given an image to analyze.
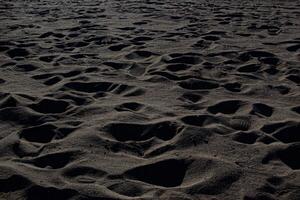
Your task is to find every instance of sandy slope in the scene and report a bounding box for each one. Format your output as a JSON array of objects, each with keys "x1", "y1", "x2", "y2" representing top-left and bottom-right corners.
[{"x1": 0, "y1": 0, "x2": 300, "y2": 199}]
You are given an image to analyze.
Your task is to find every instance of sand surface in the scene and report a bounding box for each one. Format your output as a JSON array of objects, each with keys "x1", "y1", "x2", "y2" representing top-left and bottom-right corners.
[{"x1": 0, "y1": 0, "x2": 300, "y2": 199}]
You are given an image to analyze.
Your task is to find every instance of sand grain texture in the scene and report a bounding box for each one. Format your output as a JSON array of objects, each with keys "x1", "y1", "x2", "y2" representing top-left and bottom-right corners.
[{"x1": 0, "y1": 0, "x2": 300, "y2": 199}]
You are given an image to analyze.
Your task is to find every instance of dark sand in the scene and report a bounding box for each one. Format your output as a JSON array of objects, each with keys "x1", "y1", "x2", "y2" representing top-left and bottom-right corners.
[{"x1": 0, "y1": 0, "x2": 300, "y2": 199}]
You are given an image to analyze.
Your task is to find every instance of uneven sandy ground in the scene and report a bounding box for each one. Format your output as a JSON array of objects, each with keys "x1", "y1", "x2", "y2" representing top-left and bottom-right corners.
[{"x1": 0, "y1": 0, "x2": 300, "y2": 199}]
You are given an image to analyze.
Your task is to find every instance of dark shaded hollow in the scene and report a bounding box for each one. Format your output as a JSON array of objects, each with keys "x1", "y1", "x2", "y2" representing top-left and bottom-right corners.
[
  {"x1": 29, "y1": 152, "x2": 76, "y2": 169},
  {"x1": 179, "y1": 78, "x2": 219, "y2": 90},
  {"x1": 208, "y1": 100, "x2": 244, "y2": 114},
  {"x1": 167, "y1": 55, "x2": 202, "y2": 65},
  {"x1": 104, "y1": 121, "x2": 180, "y2": 142},
  {"x1": 233, "y1": 131, "x2": 259, "y2": 144},
  {"x1": 181, "y1": 115, "x2": 215, "y2": 127},
  {"x1": 166, "y1": 63, "x2": 191, "y2": 72},
  {"x1": 261, "y1": 122, "x2": 288, "y2": 133},
  {"x1": 237, "y1": 64, "x2": 260, "y2": 73},
  {"x1": 63, "y1": 81, "x2": 115, "y2": 93},
  {"x1": 30, "y1": 99, "x2": 70, "y2": 114},
  {"x1": 273, "y1": 124, "x2": 300, "y2": 143},
  {"x1": 26, "y1": 186, "x2": 76, "y2": 200},
  {"x1": 250, "y1": 103, "x2": 273, "y2": 117},
  {"x1": 223, "y1": 82, "x2": 242, "y2": 92},
  {"x1": 63, "y1": 166, "x2": 106, "y2": 178},
  {"x1": 0, "y1": 175, "x2": 31, "y2": 192},
  {"x1": 7, "y1": 48, "x2": 29, "y2": 58},
  {"x1": 20, "y1": 124, "x2": 57, "y2": 143},
  {"x1": 125, "y1": 159, "x2": 188, "y2": 187},
  {"x1": 181, "y1": 92, "x2": 202, "y2": 103},
  {"x1": 278, "y1": 144, "x2": 300, "y2": 170},
  {"x1": 115, "y1": 102, "x2": 143, "y2": 111}
]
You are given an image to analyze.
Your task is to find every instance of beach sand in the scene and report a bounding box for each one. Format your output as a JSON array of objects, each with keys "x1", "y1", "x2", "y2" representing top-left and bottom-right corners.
[{"x1": 0, "y1": 0, "x2": 300, "y2": 199}]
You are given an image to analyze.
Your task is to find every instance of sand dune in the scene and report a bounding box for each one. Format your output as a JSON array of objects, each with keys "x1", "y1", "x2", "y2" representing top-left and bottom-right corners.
[{"x1": 0, "y1": 0, "x2": 300, "y2": 199}]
